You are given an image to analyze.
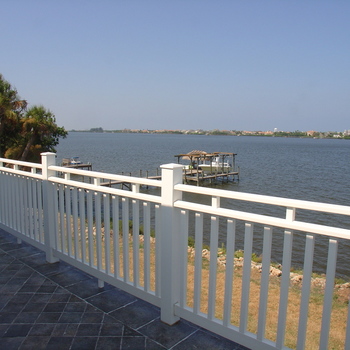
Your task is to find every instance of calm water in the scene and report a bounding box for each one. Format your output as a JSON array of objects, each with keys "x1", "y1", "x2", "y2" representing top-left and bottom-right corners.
[{"x1": 56, "y1": 132, "x2": 350, "y2": 278}]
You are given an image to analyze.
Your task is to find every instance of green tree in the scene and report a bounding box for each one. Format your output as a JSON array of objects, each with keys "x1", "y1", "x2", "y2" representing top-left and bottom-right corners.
[
  {"x1": 5, "y1": 105, "x2": 67, "y2": 162},
  {"x1": 0, "y1": 74, "x2": 67, "y2": 162},
  {"x1": 0, "y1": 74, "x2": 27, "y2": 157}
]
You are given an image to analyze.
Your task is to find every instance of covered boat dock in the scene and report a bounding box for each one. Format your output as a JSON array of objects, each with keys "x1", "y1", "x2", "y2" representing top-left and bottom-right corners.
[{"x1": 174, "y1": 150, "x2": 239, "y2": 185}]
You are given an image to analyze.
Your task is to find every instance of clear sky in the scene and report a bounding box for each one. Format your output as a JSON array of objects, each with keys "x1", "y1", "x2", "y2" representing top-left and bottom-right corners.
[{"x1": 2, "y1": 0, "x2": 349, "y2": 132}]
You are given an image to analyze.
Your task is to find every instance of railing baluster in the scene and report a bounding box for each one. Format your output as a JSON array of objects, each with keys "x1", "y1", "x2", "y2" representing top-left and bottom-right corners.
[
  {"x1": 122, "y1": 197, "x2": 129, "y2": 282},
  {"x1": 28, "y1": 177, "x2": 34, "y2": 238},
  {"x1": 112, "y1": 195, "x2": 120, "y2": 278},
  {"x1": 79, "y1": 189, "x2": 86, "y2": 263},
  {"x1": 52, "y1": 183, "x2": 59, "y2": 249},
  {"x1": 95, "y1": 192, "x2": 102, "y2": 271},
  {"x1": 319, "y1": 239, "x2": 338, "y2": 350},
  {"x1": 19, "y1": 176, "x2": 25, "y2": 235},
  {"x1": 23, "y1": 177, "x2": 29, "y2": 237},
  {"x1": 0, "y1": 173, "x2": 3, "y2": 223},
  {"x1": 257, "y1": 226, "x2": 273, "y2": 341},
  {"x1": 155, "y1": 204, "x2": 161, "y2": 297},
  {"x1": 72, "y1": 187, "x2": 79, "y2": 259},
  {"x1": 58, "y1": 184, "x2": 65, "y2": 252},
  {"x1": 179, "y1": 210, "x2": 189, "y2": 308},
  {"x1": 64, "y1": 185, "x2": 72, "y2": 256},
  {"x1": 208, "y1": 215, "x2": 219, "y2": 320},
  {"x1": 4, "y1": 173, "x2": 9, "y2": 226},
  {"x1": 276, "y1": 207, "x2": 295, "y2": 349},
  {"x1": 13, "y1": 175, "x2": 18, "y2": 229},
  {"x1": 143, "y1": 202, "x2": 151, "y2": 291},
  {"x1": 13, "y1": 175, "x2": 19, "y2": 232},
  {"x1": 8, "y1": 174, "x2": 12, "y2": 228},
  {"x1": 132, "y1": 199, "x2": 140, "y2": 286},
  {"x1": 193, "y1": 212, "x2": 203, "y2": 314},
  {"x1": 240, "y1": 222, "x2": 254, "y2": 333},
  {"x1": 32, "y1": 179, "x2": 38, "y2": 241},
  {"x1": 297, "y1": 234, "x2": 315, "y2": 350},
  {"x1": 37, "y1": 180, "x2": 44, "y2": 243},
  {"x1": 223, "y1": 219, "x2": 235, "y2": 327},
  {"x1": 87, "y1": 190, "x2": 94, "y2": 266},
  {"x1": 104, "y1": 194, "x2": 111, "y2": 275}
]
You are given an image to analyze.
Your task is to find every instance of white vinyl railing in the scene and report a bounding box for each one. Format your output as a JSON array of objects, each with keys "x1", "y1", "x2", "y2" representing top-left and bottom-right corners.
[{"x1": 1, "y1": 152, "x2": 350, "y2": 350}]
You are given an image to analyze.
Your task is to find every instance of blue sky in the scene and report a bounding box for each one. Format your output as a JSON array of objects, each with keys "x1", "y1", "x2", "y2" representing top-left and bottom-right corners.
[{"x1": 2, "y1": 1, "x2": 349, "y2": 132}]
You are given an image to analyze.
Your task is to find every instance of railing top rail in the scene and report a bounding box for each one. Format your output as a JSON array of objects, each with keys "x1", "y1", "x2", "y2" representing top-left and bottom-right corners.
[
  {"x1": 175, "y1": 200, "x2": 350, "y2": 240},
  {"x1": 49, "y1": 165, "x2": 162, "y2": 187},
  {"x1": 0, "y1": 157, "x2": 43, "y2": 170},
  {"x1": 49, "y1": 176, "x2": 162, "y2": 204},
  {"x1": 175, "y1": 183, "x2": 350, "y2": 216},
  {"x1": 0, "y1": 168, "x2": 43, "y2": 180}
]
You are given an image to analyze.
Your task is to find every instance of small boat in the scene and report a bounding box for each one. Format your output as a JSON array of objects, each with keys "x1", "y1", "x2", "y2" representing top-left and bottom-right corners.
[
  {"x1": 69, "y1": 157, "x2": 82, "y2": 165},
  {"x1": 198, "y1": 156, "x2": 232, "y2": 174},
  {"x1": 62, "y1": 157, "x2": 83, "y2": 166}
]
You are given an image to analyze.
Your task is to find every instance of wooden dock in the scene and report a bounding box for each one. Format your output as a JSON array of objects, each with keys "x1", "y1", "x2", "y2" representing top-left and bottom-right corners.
[
  {"x1": 174, "y1": 151, "x2": 240, "y2": 185},
  {"x1": 183, "y1": 171, "x2": 239, "y2": 184},
  {"x1": 64, "y1": 163, "x2": 92, "y2": 170}
]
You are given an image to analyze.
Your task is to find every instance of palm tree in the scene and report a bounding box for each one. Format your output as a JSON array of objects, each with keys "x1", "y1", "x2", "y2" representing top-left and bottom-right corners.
[
  {"x1": 0, "y1": 74, "x2": 27, "y2": 157},
  {"x1": 16, "y1": 105, "x2": 67, "y2": 162}
]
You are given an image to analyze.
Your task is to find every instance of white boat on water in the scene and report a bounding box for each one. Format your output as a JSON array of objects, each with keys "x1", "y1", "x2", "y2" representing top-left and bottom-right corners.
[
  {"x1": 198, "y1": 156, "x2": 232, "y2": 173},
  {"x1": 62, "y1": 157, "x2": 83, "y2": 166}
]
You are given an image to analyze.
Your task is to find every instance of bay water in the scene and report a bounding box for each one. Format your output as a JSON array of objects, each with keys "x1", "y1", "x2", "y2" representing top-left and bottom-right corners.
[{"x1": 56, "y1": 132, "x2": 350, "y2": 278}]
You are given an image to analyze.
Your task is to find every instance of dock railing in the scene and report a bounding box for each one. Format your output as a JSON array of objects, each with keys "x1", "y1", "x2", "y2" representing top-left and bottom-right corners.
[{"x1": 1, "y1": 152, "x2": 350, "y2": 349}]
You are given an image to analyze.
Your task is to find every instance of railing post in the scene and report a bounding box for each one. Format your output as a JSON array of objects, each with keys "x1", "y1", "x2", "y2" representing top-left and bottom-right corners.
[
  {"x1": 41, "y1": 152, "x2": 59, "y2": 263},
  {"x1": 160, "y1": 163, "x2": 183, "y2": 325}
]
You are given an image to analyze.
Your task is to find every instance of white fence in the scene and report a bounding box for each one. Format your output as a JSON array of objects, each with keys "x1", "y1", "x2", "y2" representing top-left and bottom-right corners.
[{"x1": 1, "y1": 152, "x2": 350, "y2": 349}]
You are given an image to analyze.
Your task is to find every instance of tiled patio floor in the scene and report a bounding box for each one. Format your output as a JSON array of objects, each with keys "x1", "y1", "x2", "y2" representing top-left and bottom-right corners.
[{"x1": 0, "y1": 229, "x2": 249, "y2": 349}]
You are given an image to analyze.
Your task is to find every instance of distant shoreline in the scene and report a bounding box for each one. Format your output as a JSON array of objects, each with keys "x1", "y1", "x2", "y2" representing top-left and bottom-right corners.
[{"x1": 68, "y1": 129, "x2": 350, "y2": 139}]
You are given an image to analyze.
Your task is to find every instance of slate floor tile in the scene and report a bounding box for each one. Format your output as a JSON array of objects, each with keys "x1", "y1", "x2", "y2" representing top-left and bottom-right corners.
[
  {"x1": 29, "y1": 293, "x2": 52, "y2": 303},
  {"x1": 81, "y1": 311, "x2": 104, "y2": 323},
  {"x1": 49, "y1": 293, "x2": 70, "y2": 303},
  {"x1": 36, "y1": 284, "x2": 57, "y2": 293},
  {"x1": 3, "y1": 324, "x2": 32, "y2": 337},
  {"x1": 109, "y1": 299, "x2": 160, "y2": 329},
  {"x1": 71, "y1": 336, "x2": 98, "y2": 350},
  {"x1": 120, "y1": 336, "x2": 147, "y2": 349},
  {"x1": 0, "y1": 324, "x2": 9, "y2": 336},
  {"x1": 64, "y1": 302, "x2": 86, "y2": 312},
  {"x1": 48, "y1": 269, "x2": 91, "y2": 287},
  {"x1": 52, "y1": 323, "x2": 77, "y2": 337},
  {"x1": 22, "y1": 302, "x2": 46, "y2": 313},
  {"x1": 0, "y1": 336, "x2": 25, "y2": 349},
  {"x1": 43, "y1": 303, "x2": 66, "y2": 313},
  {"x1": 14, "y1": 312, "x2": 40, "y2": 323},
  {"x1": 46, "y1": 336, "x2": 73, "y2": 349},
  {"x1": 96, "y1": 336, "x2": 122, "y2": 349},
  {"x1": 0, "y1": 312, "x2": 18, "y2": 324},
  {"x1": 99, "y1": 322, "x2": 124, "y2": 336},
  {"x1": 36, "y1": 312, "x2": 62, "y2": 323},
  {"x1": 65, "y1": 278, "x2": 108, "y2": 299},
  {"x1": 86, "y1": 289, "x2": 137, "y2": 313},
  {"x1": 58, "y1": 312, "x2": 83, "y2": 323},
  {"x1": 58, "y1": 323, "x2": 79, "y2": 337},
  {"x1": 76, "y1": 323, "x2": 101, "y2": 336},
  {"x1": 171, "y1": 329, "x2": 243, "y2": 350},
  {"x1": 28, "y1": 323, "x2": 55, "y2": 336},
  {"x1": 19, "y1": 335, "x2": 50, "y2": 350},
  {"x1": 138, "y1": 318, "x2": 198, "y2": 349}
]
